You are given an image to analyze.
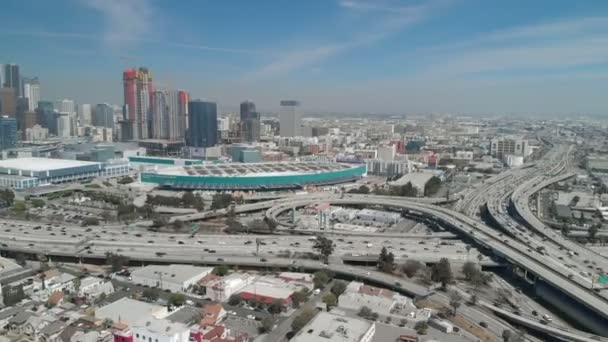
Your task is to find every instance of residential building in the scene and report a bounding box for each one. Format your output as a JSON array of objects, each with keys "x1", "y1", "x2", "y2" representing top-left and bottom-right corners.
[
  {"x1": 177, "y1": 90, "x2": 189, "y2": 139},
  {"x1": 365, "y1": 159, "x2": 412, "y2": 177},
  {"x1": 187, "y1": 100, "x2": 217, "y2": 148},
  {"x1": 131, "y1": 265, "x2": 213, "y2": 292},
  {"x1": 77, "y1": 276, "x2": 115, "y2": 299},
  {"x1": 123, "y1": 67, "x2": 153, "y2": 140},
  {"x1": 291, "y1": 311, "x2": 376, "y2": 342},
  {"x1": 22, "y1": 77, "x2": 40, "y2": 111},
  {"x1": 376, "y1": 145, "x2": 396, "y2": 161},
  {"x1": 199, "y1": 304, "x2": 226, "y2": 328},
  {"x1": 279, "y1": 100, "x2": 301, "y2": 137},
  {"x1": 490, "y1": 136, "x2": 531, "y2": 159}
]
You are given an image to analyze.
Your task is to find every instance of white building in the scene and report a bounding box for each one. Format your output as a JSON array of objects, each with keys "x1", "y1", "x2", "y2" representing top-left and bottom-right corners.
[
  {"x1": 204, "y1": 273, "x2": 255, "y2": 302},
  {"x1": 132, "y1": 318, "x2": 190, "y2": 342},
  {"x1": 96, "y1": 298, "x2": 169, "y2": 326},
  {"x1": 22, "y1": 78, "x2": 40, "y2": 111},
  {"x1": 355, "y1": 209, "x2": 401, "y2": 224},
  {"x1": 56, "y1": 112, "x2": 71, "y2": 137},
  {"x1": 279, "y1": 100, "x2": 301, "y2": 137},
  {"x1": 291, "y1": 311, "x2": 375, "y2": 342},
  {"x1": 490, "y1": 136, "x2": 532, "y2": 159},
  {"x1": 505, "y1": 154, "x2": 524, "y2": 168},
  {"x1": 77, "y1": 276, "x2": 114, "y2": 299},
  {"x1": 56, "y1": 99, "x2": 75, "y2": 114},
  {"x1": 338, "y1": 282, "x2": 415, "y2": 319},
  {"x1": 131, "y1": 265, "x2": 212, "y2": 292},
  {"x1": 365, "y1": 159, "x2": 412, "y2": 177},
  {"x1": 78, "y1": 104, "x2": 92, "y2": 126},
  {"x1": 376, "y1": 145, "x2": 396, "y2": 161},
  {"x1": 25, "y1": 124, "x2": 48, "y2": 142},
  {"x1": 454, "y1": 150, "x2": 473, "y2": 160}
]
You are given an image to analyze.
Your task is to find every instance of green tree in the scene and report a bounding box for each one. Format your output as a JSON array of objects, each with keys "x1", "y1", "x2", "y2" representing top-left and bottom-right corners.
[
  {"x1": 313, "y1": 271, "x2": 331, "y2": 289},
  {"x1": 105, "y1": 252, "x2": 129, "y2": 272},
  {"x1": 401, "y1": 260, "x2": 423, "y2": 278},
  {"x1": 211, "y1": 193, "x2": 232, "y2": 210},
  {"x1": 193, "y1": 194, "x2": 205, "y2": 212},
  {"x1": 312, "y1": 236, "x2": 334, "y2": 264},
  {"x1": 182, "y1": 192, "x2": 196, "y2": 207},
  {"x1": 322, "y1": 294, "x2": 337, "y2": 311},
  {"x1": 291, "y1": 288, "x2": 310, "y2": 308},
  {"x1": 291, "y1": 308, "x2": 316, "y2": 333},
  {"x1": 0, "y1": 189, "x2": 15, "y2": 205},
  {"x1": 448, "y1": 290, "x2": 462, "y2": 316},
  {"x1": 259, "y1": 317, "x2": 274, "y2": 333},
  {"x1": 142, "y1": 288, "x2": 160, "y2": 301},
  {"x1": 81, "y1": 217, "x2": 100, "y2": 226},
  {"x1": 213, "y1": 265, "x2": 230, "y2": 276},
  {"x1": 377, "y1": 247, "x2": 395, "y2": 273},
  {"x1": 424, "y1": 176, "x2": 442, "y2": 196},
  {"x1": 73, "y1": 278, "x2": 81, "y2": 293},
  {"x1": 462, "y1": 261, "x2": 477, "y2": 281},
  {"x1": 169, "y1": 293, "x2": 186, "y2": 306},
  {"x1": 414, "y1": 321, "x2": 428, "y2": 335},
  {"x1": 15, "y1": 253, "x2": 27, "y2": 266},
  {"x1": 348, "y1": 185, "x2": 370, "y2": 194},
  {"x1": 228, "y1": 294, "x2": 242, "y2": 306},
  {"x1": 13, "y1": 201, "x2": 26, "y2": 212},
  {"x1": 268, "y1": 299, "x2": 284, "y2": 314},
  {"x1": 431, "y1": 258, "x2": 453, "y2": 289},
  {"x1": 118, "y1": 176, "x2": 134, "y2": 184},
  {"x1": 502, "y1": 330, "x2": 513, "y2": 342},
  {"x1": 330, "y1": 281, "x2": 347, "y2": 297},
  {"x1": 30, "y1": 199, "x2": 45, "y2": 208}
]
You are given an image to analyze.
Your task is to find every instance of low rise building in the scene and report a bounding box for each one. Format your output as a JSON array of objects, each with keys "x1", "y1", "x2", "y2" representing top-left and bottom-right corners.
[
  {"x1": 203, "y1": 273, "x2": 255, "y2": 302},
  {"x1": 291, "y1": 311, "x2": 375, "y2": 342},
  {"x1": 131, "y1": 265, "x2": 213, "y2": 292},
  {"x1": 355, "y1": 209, "x2": 401, "y2": 225},
  {"x1": 338, "y1": 282, "x2": 415, "y2": 319},
  {"x1": 95, "y1": 298, "x2": 169, "y2": 326},
  {"x1": 78, "y1": 276, "x2": 115, "y2": 299},
  {"x1": 131, "y1": 318, "x2": 190, "y2": 342}
]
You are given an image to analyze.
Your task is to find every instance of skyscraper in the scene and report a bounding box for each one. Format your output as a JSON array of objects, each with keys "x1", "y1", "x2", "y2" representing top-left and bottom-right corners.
[
  {"x1": 279, "y1": 100, "x2": 301, "y2": 137},
  {"x1": 22, "y1": 77, "x2": 40, "y2": 111},
  {"x1": 93, "y1": 103, "x2": 114, "y2": 129},
  {"x1": 56, "y1": 99, "x2": 75, "y2": 114},
  {"x1": 150, "y1": 90, "x2": 169, "y2": 140},
  {"x1": 122, "y1": 67, "x2": 153, "y2": 140},
  {"x1": 0, "y1": 116, "x2": 17, "y2": 151},
  {"x1": 177, "y1": 90, "x2": 189, "y2": 139},
  {"x1": 240, "y1": 100, "x2": 260, "y2": 142},
  {"x1": 36, "y1": 101, "x2": 57, "y2": 135},
  {"x1": 187, "y1": 100, "x2": 217, "y2": 148},
  {"x1": 56, "y1": 112, "x2": 71, "y2": 138},
  {"x1": 2, "y1": 64, "x2": 21, "y2": 96},
  {"x1": 0, "y1": 88, "x2": 16, "y2": 117},
  {"x1": 78, "y1": 104, "x2": 92, "y2": 126},
  {"x1": 16, "y1": 97, "x2": 29, "y2": 136}
]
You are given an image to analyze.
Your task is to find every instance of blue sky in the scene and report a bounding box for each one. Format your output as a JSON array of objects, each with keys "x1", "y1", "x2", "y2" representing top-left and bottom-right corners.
[{"x1": 2, "y1": 0, "x2": 608, "y2": 116}]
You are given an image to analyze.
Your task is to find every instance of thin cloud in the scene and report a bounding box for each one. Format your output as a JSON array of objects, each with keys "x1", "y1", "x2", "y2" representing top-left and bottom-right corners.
[
  {"x1": 80, "y1": 0, "x2": 153, "y2": 49},
  {"x1": 339, "y1": 0, "x2": 404, "y2": 13},
  {"x1": 410, "y1": 16, "x2": 608, "y2": 78},
  {"x1": 245, "y1": 0, "x2": 450, "y2": 80}
]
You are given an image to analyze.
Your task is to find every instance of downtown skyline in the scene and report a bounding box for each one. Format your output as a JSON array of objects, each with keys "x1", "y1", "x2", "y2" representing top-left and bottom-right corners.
[{"x1": 1, "y1": 0, "x2": 608, "y2": 116}]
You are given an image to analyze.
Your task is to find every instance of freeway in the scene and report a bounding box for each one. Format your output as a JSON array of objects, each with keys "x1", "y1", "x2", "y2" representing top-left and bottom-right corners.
[{"x1": 263, "y1": 195, "x2": 608, "y2": 336}]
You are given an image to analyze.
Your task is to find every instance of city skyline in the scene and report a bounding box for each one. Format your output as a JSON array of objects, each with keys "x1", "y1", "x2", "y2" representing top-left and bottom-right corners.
[{"x1": 1, "y1": 0, "x2": 608, "y2": 115}]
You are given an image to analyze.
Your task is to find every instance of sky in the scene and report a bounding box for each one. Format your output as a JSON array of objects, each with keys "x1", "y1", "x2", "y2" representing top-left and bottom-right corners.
[{"x1": 2, "y1": 0, "x2": 608, "y2": 116}]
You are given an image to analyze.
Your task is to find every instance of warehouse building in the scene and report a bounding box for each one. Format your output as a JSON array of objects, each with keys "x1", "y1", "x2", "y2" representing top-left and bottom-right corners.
[
  {"x1": 130, "y1": 265, "x2": 213, "y2": 292},
  {"x1": 0, "y1": 157, "x2": 129, "y2": 189}
]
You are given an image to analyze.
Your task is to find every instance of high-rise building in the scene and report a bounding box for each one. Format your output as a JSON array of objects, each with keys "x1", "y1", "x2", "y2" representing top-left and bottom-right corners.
[
  {"x1": 0, "y1": 116, "x2": 17, "y2": 151},
  {"x1": 177, "y1": 90, "x2": 189, "y2": 139},
  {"x1": 56, "y1": 99, "x2": 75, "y2": 114},
  {"x1": 93, "y1": 103, "x2": 114, "y2": 129},
  {"x1": 16, "y1": 97, "x2": 29, "y2": 136},
  {"x1": 2, "y1": 64, "x2": 21, "y2": 96},
  {"x1": 56, "y1": 112, "x2": 71, "y2": 138},
  {"x1": 36, "y1": 101, "x2": 57, "y2": 135},
  {"x1": 240, "y1": 100, "x2": 260, "y2": 142},
  {"x1": 22, "y1": 77, "x2": 40, "y2": 111},
  {"x1": 78, "y1": 104, "x2": 92, "y2": 126},
  {"x1": 151, "y1": 90, "x2": 169, "y2": 140},
  {"x1": 279, "y1": 100, "x2": 301, "y2": 137},
  {"x1": 123, "y1": 67, "x2": 153, "y2": 140},
  {"x1": 0, "y1": 88, "x2": 16, "y2": 117},
  {"x1": 187, "y1": 100, "x2": 217, "y2": 148}
]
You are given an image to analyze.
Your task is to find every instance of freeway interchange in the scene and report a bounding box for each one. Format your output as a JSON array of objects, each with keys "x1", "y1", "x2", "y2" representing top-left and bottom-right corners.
[{"x1": 1, "y1": 143, "x2": 608, "y2": 340}]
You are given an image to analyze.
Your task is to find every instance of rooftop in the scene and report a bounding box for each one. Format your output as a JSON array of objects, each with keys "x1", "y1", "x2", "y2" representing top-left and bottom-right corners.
[
  {"x1": 291, "y1": 312, "x2": 373, "y2": 342},
  {"x1": 132, "y1": 318, "x2": 189, "y2": 336},
  {"x1": 131, "y1": 264, "x2": 212, "y2": 285},
  {"x1": 95, "y1": 298, "x2": 166, "y2": 325},
  {"x1": 155, "y1": 161, "x2": 354, "y2": 178},
  {"x1": 0, "y1": 157, "x2": 100, "y2": 172},
  {"x1": 390, "y1": 172, "x2": 435, "y2": 187}
]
